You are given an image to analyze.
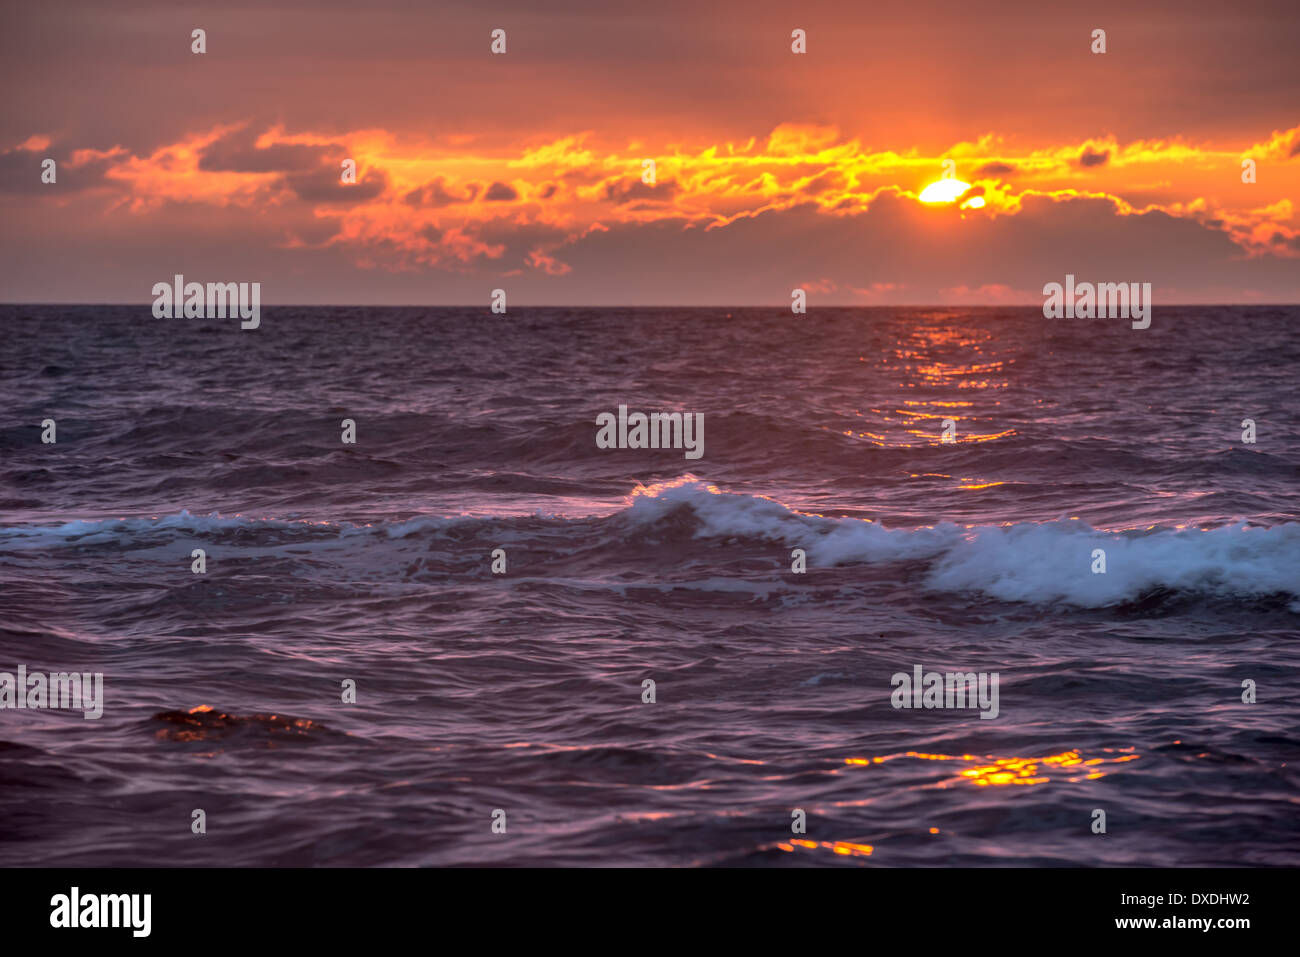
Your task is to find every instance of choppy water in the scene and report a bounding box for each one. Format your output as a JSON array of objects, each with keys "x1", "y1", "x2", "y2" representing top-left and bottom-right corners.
[{"x1": 1, "y1": 304, "x2": 1297, "y2": 866}]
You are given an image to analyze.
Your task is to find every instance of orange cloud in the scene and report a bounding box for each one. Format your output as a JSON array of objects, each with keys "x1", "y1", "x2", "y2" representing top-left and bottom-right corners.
[{"x1": 12, "y1": 121, "x2": 1300, "y2": 274}]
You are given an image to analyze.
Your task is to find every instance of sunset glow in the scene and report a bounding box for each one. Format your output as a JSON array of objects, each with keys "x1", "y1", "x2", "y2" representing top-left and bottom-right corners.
[{"x1": 1, "y1": 2, "x2": 1296, "y2": 304}]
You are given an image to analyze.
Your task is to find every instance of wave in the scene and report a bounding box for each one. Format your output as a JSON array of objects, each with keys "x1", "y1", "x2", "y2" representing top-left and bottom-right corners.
[
  {"x1": 3, "y1": 479, "x2": 1297, "y2": 608},
  {"x1": 625, "y1": 479, "x2": 1300, "y2": 607}
]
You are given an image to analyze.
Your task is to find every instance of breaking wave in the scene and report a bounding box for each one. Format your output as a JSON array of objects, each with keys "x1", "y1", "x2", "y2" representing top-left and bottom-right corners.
[{"x1": 4, "y1": 479, "x2": 1297, "y2": 609}]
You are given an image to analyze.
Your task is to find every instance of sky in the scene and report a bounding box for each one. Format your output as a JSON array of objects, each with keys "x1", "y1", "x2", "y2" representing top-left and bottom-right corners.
[{"x1": 1, "y1": 0, "x2": 1298, "y2": 305}]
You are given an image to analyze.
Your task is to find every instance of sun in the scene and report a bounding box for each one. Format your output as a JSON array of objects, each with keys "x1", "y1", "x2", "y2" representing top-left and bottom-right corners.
[
  {"x1": 918, "y1": 178, "x2": 967, "y2": 203},
  {"x1": 918, "y1": 178, "x2": 986, "y2": 209}
]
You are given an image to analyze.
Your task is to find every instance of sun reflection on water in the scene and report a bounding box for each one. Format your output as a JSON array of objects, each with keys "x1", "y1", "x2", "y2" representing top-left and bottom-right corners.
[
  {"x1": 775, "y1": 839, "x2": 874, "y2": 857},
  {"x1": 843, "y1": 747, "x2": 1140, "y2": 788}
]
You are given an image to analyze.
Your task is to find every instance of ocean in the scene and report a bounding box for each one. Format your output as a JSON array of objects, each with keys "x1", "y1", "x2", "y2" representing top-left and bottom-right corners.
[{"x1": 1, "y1": 303, "x2": 1297, "y2": 866}]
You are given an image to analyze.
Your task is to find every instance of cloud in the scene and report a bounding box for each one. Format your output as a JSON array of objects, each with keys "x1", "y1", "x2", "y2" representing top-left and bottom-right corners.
[
  {"x1": 1077, "y1": 146, "x2": 1110, "y2": 168},
  {"x1": 286, "y1": 167, "x2": 389, "y2": 204},
  {"x1": 405, "y1": 177, "x2": 479, "y2": 207},
  {"x1": 601, "y1": 177, "x2": 678, "y2": 204},
  {"x1": 3, "y1": 120, "x2": 1298, "y2": 302},
  {"x1": 198, "y1": 127, "x2": 338, "y2": 174},
  {"x1": 483, "y1": 181, "x2": 519, "y2": 201},
  {"x1": 0, "y1": 139, "x2": 124, "y2": 194}
]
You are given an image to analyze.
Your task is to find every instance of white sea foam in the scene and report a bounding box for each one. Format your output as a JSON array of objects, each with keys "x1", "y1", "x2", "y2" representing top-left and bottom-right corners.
[
  {"x1": 3, "y1": 481, "x2": 1297, "y2": 608},
  {"x1": 626, "y1": 479, "x2": 1300, "y2": 607}
]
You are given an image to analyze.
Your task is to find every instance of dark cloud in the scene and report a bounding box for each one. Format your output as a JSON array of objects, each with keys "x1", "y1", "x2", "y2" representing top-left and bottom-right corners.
[
  {"x1": 199, "y1": 128, "x2": 338, "y2": 173},
  {"x1": 454, "y1": 218, "x2": 573, "y2": 272},
  {"x1": 484, "y1": 182, "x2": 519, "y2": 201},
  {"x1": 0, "y1": 143, "x2": 116, "y2": 194},
  {"x1": 3, "y1": 183, "x2": 1296, "y2": 305},
  {"x1": 601, "y1": 177, "x2": 678, "y2": 203},
  {"x1": 197, "y1": 126, "x2": 386, "y2": 204},
  {"x1": 284, "y1": 167, "x2": 388, "y2": 203},
  {"x1": 528, "y1": 189, "x2": 1270, "y2": 304},
  {"x1": 1077, "y1": 146, "x2": 1110, "y2": 168},
  {"x1": 405, "y1": 177, "x2": 478, "y2": 207},
  {"x1": 978, "y1": 162, "x2": 1016, "y2": 176}
]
